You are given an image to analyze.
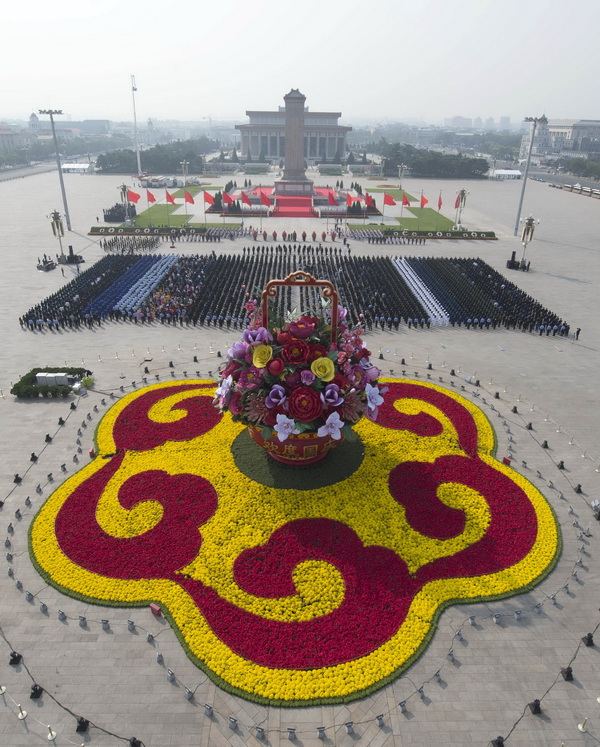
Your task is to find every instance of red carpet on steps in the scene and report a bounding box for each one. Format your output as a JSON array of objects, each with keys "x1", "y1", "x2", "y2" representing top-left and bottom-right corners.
[{"x1": 273, "y1": 195, "x2": 316, "y2": 218}]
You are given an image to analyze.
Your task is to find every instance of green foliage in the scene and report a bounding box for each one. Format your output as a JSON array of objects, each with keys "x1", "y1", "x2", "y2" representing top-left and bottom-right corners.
[
  {"x1": 231, "y1": 148, "x2": 239, "y2": 163},
  {"x1": 369, "y1": 141, "x2": 489, "y2": 179},
  {"x1": 346, "y1": 151, "x2": 355, "y2": 165},
  {"x1": 562, "y1": 158, "x2": 600, "y2": 180},
  {"x1": 10, "y1": 366, "x2": 87, "y2": 399},
  {"x1": 96, "y1": 137, "x2": 214, "y2": 174}
]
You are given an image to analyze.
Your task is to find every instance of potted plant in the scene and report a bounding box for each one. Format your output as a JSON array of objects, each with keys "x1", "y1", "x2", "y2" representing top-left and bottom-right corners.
[{"x1": 213, "y1": 271, "x2": 386, "y2": 465}]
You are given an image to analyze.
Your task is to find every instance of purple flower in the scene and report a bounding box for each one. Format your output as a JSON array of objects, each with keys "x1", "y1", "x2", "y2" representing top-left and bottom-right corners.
[
  {"x1": 213, "y1": 375, "x2": 233, "y2": 408},
  {"x1": 365, "y1": 383, "x2": 384, "y2": 421},
  {"x1": 326, "y1": 305, "x2": 347, "y2": 322},
  {"x1": 317, "y1": 412, "x2": 344, "y2": 440},
  {"x1": 265, "y1": 384, "x2": 287, "y2": 408},
  {"x1": 300, "y1": 370, "x2": 316, "y2": 385},
  {"x1": 320, "y1": 383, "x2": 345, "y2": 408},
  {"x1": 228, "y1": 340, "x2": 249, "y2": 360},
  {"x1": 274, "y1": 414, "x2": 300, "y2": 442},
  {"x1": 242, "y1": 326, "x2": 273, "y2": 346}
]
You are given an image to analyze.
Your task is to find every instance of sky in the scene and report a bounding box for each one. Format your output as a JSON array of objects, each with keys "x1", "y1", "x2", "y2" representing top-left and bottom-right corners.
[{"x1": 4, "y1": 0, "x2": 600, "y2": 126}]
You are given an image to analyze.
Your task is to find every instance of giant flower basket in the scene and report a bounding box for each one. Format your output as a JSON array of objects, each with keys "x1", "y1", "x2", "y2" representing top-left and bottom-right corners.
[
  {"x1": 213, "y1": 271, "x2": 386, "y2": 465},
  {"x1": 29, "y1": 293, "x2": 560, "y2": 707}
]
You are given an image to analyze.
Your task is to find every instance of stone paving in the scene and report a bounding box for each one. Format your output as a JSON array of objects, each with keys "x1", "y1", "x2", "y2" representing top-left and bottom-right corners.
[{"x1": 0, "y1": 170, "x2": 599, "y2": 746}]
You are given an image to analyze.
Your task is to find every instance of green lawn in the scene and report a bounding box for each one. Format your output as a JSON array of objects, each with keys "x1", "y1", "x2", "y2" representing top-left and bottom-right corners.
[
  {"x1": 171, "y1": 185, "x2": 221, "y2": 198},
  {"x1": 397, "y1": 208, "x2": 455, "y2": 231},
  {"x1": 366, "y1": 189, "x2": 415, "y2": 201},
  {"x1": 132, "y1": 205, "x2": 189, "y2": 227}
]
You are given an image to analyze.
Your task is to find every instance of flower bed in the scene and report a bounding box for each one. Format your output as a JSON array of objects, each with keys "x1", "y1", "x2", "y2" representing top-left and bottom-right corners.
[{"x1": 30, "y1": 379, "x2": 560, "y2": 706}]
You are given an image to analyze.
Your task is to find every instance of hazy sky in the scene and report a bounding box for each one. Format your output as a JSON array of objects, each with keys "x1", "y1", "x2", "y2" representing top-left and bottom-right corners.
[{"x1": 4, "y1": 0, "x2": 600, "y2": 125}]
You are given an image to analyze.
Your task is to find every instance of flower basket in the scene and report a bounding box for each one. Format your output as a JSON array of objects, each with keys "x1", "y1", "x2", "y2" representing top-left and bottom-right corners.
[
  {"x1": 248, "y1": 425, "x2": 344, "y2": 465},
  {"x1": 214, "y1": 271, "x2": 386, "y2": 466}
]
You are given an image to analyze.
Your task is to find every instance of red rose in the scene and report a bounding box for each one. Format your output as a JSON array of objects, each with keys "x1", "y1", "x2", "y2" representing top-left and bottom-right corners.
[
  {"x1": 267, "y1": 358, "x2": 285, "y2": 376},
  {"x1": 277, "y1": 331, "x2": 292, "y2": 345},
  {"x1": 221, "y1": 360, "x2": 243, "y2": 381},
  {"x1": 307, "y1": 344, "x2": 328, "y2": 363},
  {"x1": 288, "y1": 386, "x2": 322, "y2": 422},
  {"x1": 229, "y1": 391, "x2": 243, "y2": 415},
  {"x1": 281, "y1": 339, "x2": 309, "y2": 365},
  {"x1": 333, "y1": 373, "x2": 349, "y2": 391},
  {"x1": 355, "y1": 348, "x2": 371, "y2": 362},
  {"x1": 264, "y1": 404, "x2": 286, "y2": 427}
]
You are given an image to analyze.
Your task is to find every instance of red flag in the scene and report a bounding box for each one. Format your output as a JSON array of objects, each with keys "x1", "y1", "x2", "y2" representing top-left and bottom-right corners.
[
  {"x1": 346, "y1": 193, "x2": 353, "y2": 207},
  {"x1": 455, "y1": 194, "x2": 460, "y2": 209},
  {"x1": 184, "y1": 190, "x2": 195, "y2": 204},
  {"x1": 260, "y1": 191, "x2": 271, "y2": 207},
  {"x1": 438, "y1": 193, "x2": 443, "y2": 210},
  {"x1": 127, "y1": 189, "x2": 141, "y2": 204},
  {"x1": 222, "y1": 192, "x2": 234, "y2": 205},
  {"x1": 165, "y1": 190, "x2": 176, "y2": 205},
  {"x1": 203, "y1": 191, "x2": 214, "y2": 205},
  {"x1": 328, "y1": 191, "x2": 339, "y2": 206},
  {"x1": 365, "y1": 193, "x2": 375, "y2": 207},
  {"x1": 146, "y1": 190, "x2": 156, "y2": 204},
  {"x1": 383, "y1": 192, "x2": 396, "y2": 206},
  {"x1": 420, "y1": 194, "x2": 429, "y2": 208},
  {"x1": 241, "y1": 191, "x2": 252, "y2": 206},
  {"x1": 402, "y1": 193, "x2": 410, "y2": 207}
]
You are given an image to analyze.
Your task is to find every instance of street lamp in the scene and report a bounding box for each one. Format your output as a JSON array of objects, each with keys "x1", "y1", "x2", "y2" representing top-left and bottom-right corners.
[
  {"x1": 513, "y1": 115, "x2": 547, "y2": 236},
  {"x1": 118, "y1": 183, "x2": 130, "y2": 223},
  {"x1": 398, "y1": 163, "x2": 407, "y2": 189},
  {"x1": 180, "y1": 159, "x2": 189, "y2": 188},
  {"x1": 39, "y1": 109, "x2": 72, "y2": 231},
  {"x1": 48, "y1": 210, "x2": 65, "y2": 258},
  {"x1": 131, "y1": 75, "x2": 142, "y2": 176},
  {"x1": 520, "y1": 215, "x2": 539, "y2": 267},
  {"x1": 455, "y1": 188, "x2": 469, "y2": 227}
]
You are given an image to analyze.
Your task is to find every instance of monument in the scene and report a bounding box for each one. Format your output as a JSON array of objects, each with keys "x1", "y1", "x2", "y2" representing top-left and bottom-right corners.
[{"x1": 275, "y1": 89, "x2": 314, "y2": 196}]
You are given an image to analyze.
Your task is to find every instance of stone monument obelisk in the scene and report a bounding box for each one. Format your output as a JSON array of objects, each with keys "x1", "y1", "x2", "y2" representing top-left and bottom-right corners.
[{"x1": 274, "y1": 89, "x2": 314, "y2": 196}]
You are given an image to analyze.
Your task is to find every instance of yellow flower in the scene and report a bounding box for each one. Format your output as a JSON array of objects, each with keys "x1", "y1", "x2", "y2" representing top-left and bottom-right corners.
[
  {"x1": 252, "y1": 344, "x2": 273, "y2": 369},
  {"x1": 310, "y1": 356, "x2": 335, "y2": 382}
]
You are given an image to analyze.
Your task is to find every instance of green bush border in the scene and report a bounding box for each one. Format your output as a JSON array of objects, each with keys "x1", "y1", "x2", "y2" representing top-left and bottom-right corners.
[{"x1": 10, "y1": 366, "x2": 87, "y2": 398}]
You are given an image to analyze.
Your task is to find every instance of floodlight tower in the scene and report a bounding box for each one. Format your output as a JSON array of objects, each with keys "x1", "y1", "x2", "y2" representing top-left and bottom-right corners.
[
  {"x1": 520, "y1": 215, "x2": 539, "y2": 265},
  {"x1": 513, "y1": 115, "x2": 547, "y2": 236},
  {"x1": 38, "y1": 109, "x2": 71, "y2": 231},
  {"x1": 131, "y1": 75, "x2": 142, "y2": 176}
]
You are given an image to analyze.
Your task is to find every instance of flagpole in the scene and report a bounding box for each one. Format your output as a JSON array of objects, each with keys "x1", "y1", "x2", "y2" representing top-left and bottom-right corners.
[{"x1": 436, "y1": 190, "x2": 441, "y2": 230}]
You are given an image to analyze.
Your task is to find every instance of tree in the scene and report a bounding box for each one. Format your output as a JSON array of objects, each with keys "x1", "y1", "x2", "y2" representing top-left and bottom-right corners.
[
  {"x1": 346, "y1": 151, "x2": 355, "y2": 165},
  {"x1": 231, "y1": 148, "x2": 239, "y2": 163},
  {"x1": 362, "y1": 151, "x2": 367, "y2": 164},
  {"x1": 258, "y1": 149, "x2": 266, "y2": 163},
  {"x1": 219, "y1": 150, "x2": 226, "y2": 162}
]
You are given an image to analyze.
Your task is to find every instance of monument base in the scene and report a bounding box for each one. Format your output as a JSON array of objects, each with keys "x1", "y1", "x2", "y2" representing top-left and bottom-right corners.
[{"x1": 274, "y1": 179, "x2": 315, "y2": 196}]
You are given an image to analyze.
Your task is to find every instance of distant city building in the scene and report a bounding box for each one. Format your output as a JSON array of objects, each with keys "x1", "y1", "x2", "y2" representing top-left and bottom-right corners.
[
  {"x1": 444, "y1": 116, "x2": 473, "y2": 129},
  {"x1": 473, "y1": 117, "x2": 483, "y2": 130},
  {"x1": 0, "y1": 126, "x2": 35, "y2": 151},
  {"x1": 236, "y1": 97, "x2": 351, "y2": 163},
  {"x1": 499, "y1": 116, "x2": 511, "y2": 131},
  {"x1": 485, "y1": 117, "x2": 495, "y2": 131},
  {"x1": 519, "y1": 118, "x2": 600, "y2": 160}
]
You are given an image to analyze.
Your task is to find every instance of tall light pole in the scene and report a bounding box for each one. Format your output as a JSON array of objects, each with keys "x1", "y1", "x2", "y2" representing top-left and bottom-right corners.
[
  {"x1": 455, "y1": 188, "x2": 469, "y2": 226},
  {"x1": 398, "y1": 163, "x2": 407, "y2": 189},
  {"x1": 118, "y1": 183, "x2": 130, "y2": 223},
  {"x1": 180, "y1": 159, "x2": 189, "y2": 187},
  {"x1": 39, "y1": 109, "x2": 71, "y2": 231},
  {"x1": 520, "y1": 215, "x2": 539, "y2": 266},
  {"x1": 131, "y1": 75, "x2": 142, "y2": 176},
  {"x1": 48, "y1": 209, "x2": 65, "y2": 258},
  {"x1": 514, "y1": 115, "x2": 547, "y2": 236}
]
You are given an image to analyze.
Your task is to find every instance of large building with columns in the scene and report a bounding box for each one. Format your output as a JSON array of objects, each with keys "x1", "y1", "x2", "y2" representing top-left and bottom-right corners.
[{"x1": 236, "y1": 98, "x2": 351, "y2": 164}]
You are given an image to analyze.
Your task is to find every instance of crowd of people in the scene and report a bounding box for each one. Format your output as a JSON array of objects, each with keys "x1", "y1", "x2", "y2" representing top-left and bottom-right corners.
[{"x1": 20, "y1": 248, "x2": 570, "y2": 338}]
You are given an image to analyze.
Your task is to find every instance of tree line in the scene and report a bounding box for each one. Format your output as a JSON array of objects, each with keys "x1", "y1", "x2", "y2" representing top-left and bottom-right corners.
[{"x1": 95, "y1": 136, "x2": 218, "y2": 174}]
